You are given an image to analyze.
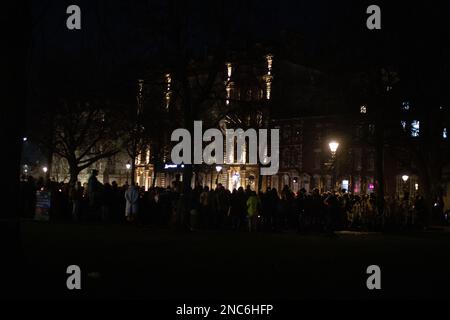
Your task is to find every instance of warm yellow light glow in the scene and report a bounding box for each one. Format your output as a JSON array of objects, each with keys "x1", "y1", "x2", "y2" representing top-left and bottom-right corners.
[
  {"x1": 266, "y1": 80, "x2": 271, "y2": 100},
  {"x1": 165, "y1": 73, "x2": 171, "y2": 109},
  {"x1": 264, "y1": 54, "x2": 273, "y2": 100},
  {"x1": 225, "y1": 64, "x2": 233, "y2": 105},
  {"x1": 126, "y1": 164, "x2": 131, "y2": 170},
  {"x1": 226, "y1": 62, "x2": 232, "y2": 80},
  {"x1": 329, "y1": 141, "x2": 339, "y2": 153},
  {"x1": 226, "y1": 85, "x2": 231, "y2": 105},
  {"x1": 266, "y1": 54, "x2": 273, "y2": 72},
  {"x1": 402, "y1": 175, "x2": 409, "y2": 182}
]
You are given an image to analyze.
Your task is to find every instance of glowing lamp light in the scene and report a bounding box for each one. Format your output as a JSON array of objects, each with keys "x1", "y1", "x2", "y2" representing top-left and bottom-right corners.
[
  {"x1": 126, "y1": 164, "x2": 131, "y2": 170},
  {"x1": 415, "y1": 183, "x2": 419, "y2": 191},
  {"x1": 368, "y1": 183, "x2": 375, "y2": 190},
  {"x1": 401, "y1": 175, "x2": 409, "y2": 183},
  {"x1": 42, "y1": 166, "x2": 48, "y2": 173},
  {"x1": 23, "y1": 137, "x2": 28, "y2": 142},
  {"x1": 329, "y1": 141, "x2": 339, "y2": 153},
  {"x1": 215, "y1": 165, "x2": 223, "y2": 173}
]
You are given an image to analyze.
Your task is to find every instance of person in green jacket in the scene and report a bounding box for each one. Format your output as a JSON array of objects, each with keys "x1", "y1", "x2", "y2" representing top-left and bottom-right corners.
[{"x1": 246, "y1": 191, "x2": 261, "y2": 232}]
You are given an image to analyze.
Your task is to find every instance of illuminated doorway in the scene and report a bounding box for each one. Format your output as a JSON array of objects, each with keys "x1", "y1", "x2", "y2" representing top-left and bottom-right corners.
[{"x1": 231, "y1": 172, "x2": 241, "y2": 190}]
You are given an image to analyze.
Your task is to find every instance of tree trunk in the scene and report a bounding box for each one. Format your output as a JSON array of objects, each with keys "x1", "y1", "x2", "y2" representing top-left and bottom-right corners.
[
  {"x1": 69, "y1": 171, "x2": 80, "y2": 186},
  {"x1": 131, "y1": 161, "x2": 136, "y2": 185},
  {"x1": 46, "y1": 148, "x2": 53, "y2": 182},
  {"x1": 375, "y1": 114, "x2": 385, "y2": 214},
  {"x1": 68, "y1": 163, "x2": 80, "y2": 186},
  {"x1": 46, "y1": 108, "x2": 55, "y2": 182},
  {"x1": 420, "y1": 170, "x2": 433, "y2": 225}
]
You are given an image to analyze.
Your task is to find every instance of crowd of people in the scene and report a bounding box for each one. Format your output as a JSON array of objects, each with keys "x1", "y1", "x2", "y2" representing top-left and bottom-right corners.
[{"x1": 19, "y1": 170, "x2": 446, "y2": 232}]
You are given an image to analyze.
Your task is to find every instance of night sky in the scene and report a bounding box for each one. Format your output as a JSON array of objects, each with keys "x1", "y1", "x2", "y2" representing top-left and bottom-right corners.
[{"x1": 27, "y1": 1, "x2": 450, "y2": 106}]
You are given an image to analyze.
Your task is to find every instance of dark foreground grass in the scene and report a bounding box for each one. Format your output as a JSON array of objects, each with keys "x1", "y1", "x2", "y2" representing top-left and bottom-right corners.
[{"x1": 10, "y1": 221, "x2": 450, "y2": 299}]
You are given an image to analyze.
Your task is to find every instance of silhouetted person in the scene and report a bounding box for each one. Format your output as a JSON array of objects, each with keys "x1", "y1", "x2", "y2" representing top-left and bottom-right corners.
[
  {"x1": 102, "y1": 183, "x2": 113, "y2": 222},
  {"x1": 246, "y1": 191, "x2": 261, "y2": 232},
  {"x1": 199, "y1": 186, "x2": 210, "y2": 228},
  {"x1": 125, "y1": 183, "x2": 139, "y2": 222},
  {"x1": 87, "y1": 169, "x2": 103, "y2": 220},
  {"x1": 69, "y1": 181, "x2": 83, "y2": 222},
  {"x1": 324, "y1": 192, "x2": 339, "y2": 233}
]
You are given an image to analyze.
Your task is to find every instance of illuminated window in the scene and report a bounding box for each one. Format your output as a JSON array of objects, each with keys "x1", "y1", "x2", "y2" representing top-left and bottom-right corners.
[
  {"x1": 342, "y1": 180, "x2": 349, "y2": 192},
  {"x1": 411, "y1": 120, "x2": 420, "y2": 137},
  {"x1": 360, "y1": 105, "x2": 367, "y2": 114},
  {"x1": 402, "y1": 101, "x2": 410, "y2": 111},
  {"x1": 265, "y1": 81, "x2": 272, "y2": 100}
]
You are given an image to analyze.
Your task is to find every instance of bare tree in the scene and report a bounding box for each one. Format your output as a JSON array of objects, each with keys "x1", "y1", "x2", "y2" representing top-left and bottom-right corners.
[{"x1": 36, "y1": 99, "x2": 123, "y2": 184}]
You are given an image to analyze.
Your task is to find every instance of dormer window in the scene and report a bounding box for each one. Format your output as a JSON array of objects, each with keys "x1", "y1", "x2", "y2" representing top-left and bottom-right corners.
[{"x1": 360, "y1": 105, "x2": 367, "y2": 114}]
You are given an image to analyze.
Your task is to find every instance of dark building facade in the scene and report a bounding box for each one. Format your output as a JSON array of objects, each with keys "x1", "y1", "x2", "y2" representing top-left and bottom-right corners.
[{"x1": 271, "y1": 112, "x2": 422, "y2": 199}]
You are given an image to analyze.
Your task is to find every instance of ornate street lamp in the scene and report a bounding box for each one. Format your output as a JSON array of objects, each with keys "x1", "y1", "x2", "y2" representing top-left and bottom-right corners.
[
  {"x1": 126, "y1": 163, "x2": 131, "y2": 184},
  {"x1": 329, "y1": 141, "x2": 339, "y2": 156},
  {"x1": 401, "y1": 174, "x2": 410, "y2": 200},
  {"x1": 328, "y1": 141, "x2": 339, "y2": 192},
  {"x1": 215, "y1": 165, "x2": 223, "y2": 185}
]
